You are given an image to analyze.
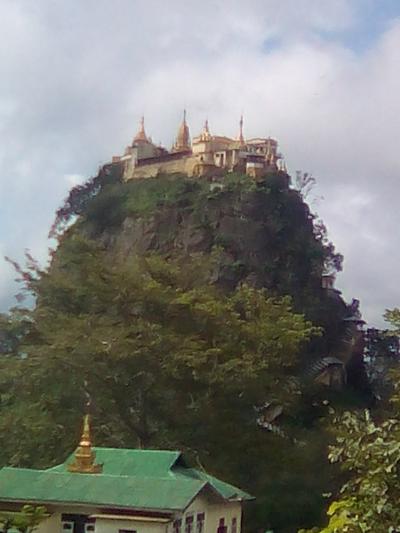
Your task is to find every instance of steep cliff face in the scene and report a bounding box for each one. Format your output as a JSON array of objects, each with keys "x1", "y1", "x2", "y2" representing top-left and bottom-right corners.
[
  {"x1": 71, "y1": 171, "x2": 352, "y2": 371},
  {"x1": 82, "y1": 174, "x2": 321, "y2": 286},
  {"x1": 107, "y1": 184, "x2": 319, "y2": 292}
]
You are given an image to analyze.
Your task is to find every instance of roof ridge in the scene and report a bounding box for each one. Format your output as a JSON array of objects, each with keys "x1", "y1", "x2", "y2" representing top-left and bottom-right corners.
[
  {"x1": 2, "y1": 467, "x2": 200, "y2": 484},
  {"x1": 92, "y1": 447, "x2": 181, "y2": 453},
  {"x1": 1, "y1": 468, "x2": 206, "y2": 484}
]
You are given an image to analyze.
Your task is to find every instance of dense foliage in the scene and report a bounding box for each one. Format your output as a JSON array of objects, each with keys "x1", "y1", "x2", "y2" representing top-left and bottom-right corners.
[
  {"x1": 0, "y1": 505, "x2": 47, "y2": 533},
  {"x1": 14, "y1": 236, "x2": 318, "y2": 437},
  {"x1": 0, "y1": 233, "x2": 324, "y2": 531},
  {"x1": 72, "y1": 172, "x2": 345, "y2": 346},
  {"x1": 302, "y1": 310, "x2": 400, "y2": 533},
  {"x1": 0, "y1": 171, "x2": 367, "y2": 532},
  {"x1": 50, "y1": 162, "x2": 124, "y2": 236}
]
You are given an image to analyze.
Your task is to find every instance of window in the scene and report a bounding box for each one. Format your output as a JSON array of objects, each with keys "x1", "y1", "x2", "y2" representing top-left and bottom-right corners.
[
  {"x1": 173, "y1": 519, "x2": 182, "y2": 533},
  {"x1": 85, "y1": 526, "x2": 95, "y2": 533},
  {"x1": 196, "y1": 513, "x2": 205, "y2": 533},
  {"x1": 62, "y1": 523, "x2": 73, "y2": 531},
  {"x1": 217, "y1": 518, "x2": 227, "y2": 533},
  {"x1": 231, "y1": 517, "x2": 237, "y2": 533},
  {"x1": 185, "y1": 515, "x2": 194, "y2": 533},
  {"x1": 119, "y1": 530, "x2": 136, "y2": 533}
]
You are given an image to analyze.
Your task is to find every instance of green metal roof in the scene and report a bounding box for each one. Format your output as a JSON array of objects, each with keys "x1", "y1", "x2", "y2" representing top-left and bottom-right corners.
[
  {"x1": 0, "y1": 448, "x2": 253, "y2": 511},
  {"x1": 49, "y1": 448, "x2": 183, "y2": 478},
  {"x1": 173, "y1": 467, "x2": 251, "y2": 501},
  {"x1": 0, "y1": 468, "x2": 205, "y2": 511}
]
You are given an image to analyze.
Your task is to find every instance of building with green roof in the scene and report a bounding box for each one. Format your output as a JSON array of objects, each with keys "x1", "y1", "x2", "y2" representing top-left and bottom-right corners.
[{"x1": 0, "y1": 416, "x2": 253, "y2": 533}]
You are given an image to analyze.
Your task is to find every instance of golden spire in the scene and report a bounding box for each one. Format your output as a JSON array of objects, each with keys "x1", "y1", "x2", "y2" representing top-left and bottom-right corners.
[
  {"x1": 133, "y1": 116, "x2": 148, "y2": 143},
  {"x1": 68, "y1": 415, "x2": 103, "y2": 474},
  {"x1": 201, "y1": 119, "x2": 211, "y2": 140},
  {"x1": 238, "y1": 115, "x2": 244, "y2": 145},
  {"x1": 172, "y1": 109, "x2": 191, "y2": 152}
]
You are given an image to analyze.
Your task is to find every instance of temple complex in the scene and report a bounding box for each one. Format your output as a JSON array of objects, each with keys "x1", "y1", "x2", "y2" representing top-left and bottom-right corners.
[{"x1": 112, "y1": 113, "x2": 286, "y2": 180}]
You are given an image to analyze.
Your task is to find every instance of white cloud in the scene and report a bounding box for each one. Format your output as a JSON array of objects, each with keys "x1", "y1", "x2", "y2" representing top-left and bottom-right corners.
[
  {"x1": 64, "y1": 174, "x2": 86, "y2": 187},
  {"x1": 0, "y1": 0, "x2": 399, "y2": 326}
]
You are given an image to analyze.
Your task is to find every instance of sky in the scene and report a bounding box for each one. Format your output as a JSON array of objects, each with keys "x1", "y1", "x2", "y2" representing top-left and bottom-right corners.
[{"x1": 0, "y1": 0, "x2": 399, "y2": 327}]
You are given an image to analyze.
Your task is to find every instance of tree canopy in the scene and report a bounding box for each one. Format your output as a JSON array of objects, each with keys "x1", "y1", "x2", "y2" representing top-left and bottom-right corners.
[
  {"x1": 0, "y1": 505, "x2": 47, "y2": 533},
  {"x1": 0, "y1": 172, "x2": 360, "y2": 532},
  {"x1": 0, "y1": 235, "x2": 322, "y2": 529},
  {"x1": 302, "y1": 309, "x2": 400, "y2": 533}
]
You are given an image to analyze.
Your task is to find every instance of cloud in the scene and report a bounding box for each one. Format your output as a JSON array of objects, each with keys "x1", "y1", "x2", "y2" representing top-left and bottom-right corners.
[{"x1": 0, "y1": 0, "x2": 399, "y2": 326}]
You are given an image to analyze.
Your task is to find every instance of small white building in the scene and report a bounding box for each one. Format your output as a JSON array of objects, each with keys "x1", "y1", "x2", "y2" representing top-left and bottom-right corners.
[{"x1": 0, "y1": 417, "x2": 253, "y2": 533}]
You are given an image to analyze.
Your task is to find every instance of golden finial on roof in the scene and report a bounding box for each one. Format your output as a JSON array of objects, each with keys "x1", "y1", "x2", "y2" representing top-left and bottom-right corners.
[
  {"x1": 68, "y1": 414, "x2": 103, "y2": 474},
  {"x1": 172, "y1": 109, "x2": 191, "y2": 152},
  {"x1": 238, "y1": 115, "x2": 244, "y2": 145},
  {"x1": 201, "y1": 119, "x2": 211, "y2": 141},
  {"x1": 133, "y1": 116, "x2": 148, "y2": 143}
]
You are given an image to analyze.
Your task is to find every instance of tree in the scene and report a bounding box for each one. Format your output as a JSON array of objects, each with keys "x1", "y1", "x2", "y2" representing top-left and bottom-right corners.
[
  {"x1": 49, "y1": 161, "x2": 123, "y2": 237},
  {"x1": 0, "y1": 311, "x2": 31, "y2": 356},
  {"x1": 294, "y1": 171, "x2": 316, "y2": 200},
  {"x1": 0, "y1": 505, "x2": 47, "y2": 533},
  {"x1": 302, "y1": 310, "x2": 400, "y2": 533},
  {"x1": 0, "y1": 234, "x2": 318, "y2": 469},
  {"x1": 301, "y1": 407, "x2": 400, "y2": 533},
  {"x1": 1, "y1": 170, "x2": 355, "y2": 532},
  {"x1": 312, "y1": 219, "x2": 343, "y2": 275},
  {"x1": 364, "y1": 327, "x2": 399, "y2": 403},
  {"x1": 384, "y1": 308, "x2": 400, "y2": 336}
]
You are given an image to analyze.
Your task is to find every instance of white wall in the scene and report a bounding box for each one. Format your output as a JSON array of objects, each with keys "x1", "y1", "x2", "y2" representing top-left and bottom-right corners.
[
  {"x1": 95, "y1": 517, "x2": 168, "y2": 533},
  {"x1": 37, "y1": 512, "x2": 61, "y2": 533},
  {"x1": 177, "y1": 494, "x2": 242, "y2": 533},
  {"x1": 34, "y1": 496, "x2": 242, "y2": 533},
  {"x1": 206, "y1": 501, "x2": 241, "y2": 533}
]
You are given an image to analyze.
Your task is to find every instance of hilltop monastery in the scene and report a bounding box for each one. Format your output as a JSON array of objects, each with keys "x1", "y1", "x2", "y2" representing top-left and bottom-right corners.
[{"x1": 112, "y1": 113, "x2": 286, "y2": 180}]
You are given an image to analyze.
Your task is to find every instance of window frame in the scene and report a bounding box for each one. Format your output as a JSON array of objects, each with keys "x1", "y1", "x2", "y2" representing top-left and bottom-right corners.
[{"x1": 196, "y1": 512, "x2": 205, "y2": 533}]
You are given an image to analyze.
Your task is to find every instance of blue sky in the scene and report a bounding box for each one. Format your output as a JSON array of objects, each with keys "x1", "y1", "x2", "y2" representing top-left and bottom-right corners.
[
  {"x1": 324, "y1": 0, "x2": 400, "y2": 51},
  {"x1": 1, "y1": 0, "x2": 400, "y2": 326}
]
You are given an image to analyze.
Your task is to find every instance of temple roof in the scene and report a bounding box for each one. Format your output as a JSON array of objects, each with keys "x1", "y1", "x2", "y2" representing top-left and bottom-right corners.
[
  {"x1": 172, "y1": 110, "x2": 191, "y2": 152},
  {"x1": 133, "y1": 116, "x2": 148, "y2": 144},
  {"x1": 0, "y1": 448, "x2": 253, "y2": 511},
  {"x1": 52, "y1": 448, "x2": 182, "y2": 477}
]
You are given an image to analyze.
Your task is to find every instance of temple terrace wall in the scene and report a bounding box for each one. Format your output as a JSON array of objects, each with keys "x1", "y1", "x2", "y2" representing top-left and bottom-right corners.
[{"x1": 127, "y1": 155, "x2": 198, "y2": 180}]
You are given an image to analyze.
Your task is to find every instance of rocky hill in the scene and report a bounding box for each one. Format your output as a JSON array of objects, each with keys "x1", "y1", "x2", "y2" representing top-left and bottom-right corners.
[
  {"x1": 60, "y1": 165, "x2": 362, "y2": 382},
  {"x1": 0, "y1": 165, "x2": 371, "y2": 533}
]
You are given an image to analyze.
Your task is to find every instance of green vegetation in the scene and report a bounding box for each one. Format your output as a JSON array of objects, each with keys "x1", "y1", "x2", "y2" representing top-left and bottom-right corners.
[
  {"x1": 0, "y1": 170, "x2": 377, "y2": 532},
  {"x1": 83, "y1": 174, "x2": 207, "y2": 233},
  {"x1": 384, "y1": 308, "x2": 400, "y2": 336},
  {"x1": 0, "y1": 235, "x2": 318, "y2": 453},
  {"x1": 0, "y1": 235, "x2": 323, "y2": 530},
  {"x1": 0, "y1": 505, "x2": 47, "y2": 533},
  {"x1": 301, "y1": 310, "x2": 400, "y2": 533},
  {"x1": 76, "y1": 173, "x2": 342, "y2": 302}
]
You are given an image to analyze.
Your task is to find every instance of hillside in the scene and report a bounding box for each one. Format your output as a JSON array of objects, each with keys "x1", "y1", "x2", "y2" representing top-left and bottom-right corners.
[
  {"x1": 0, "y1": 167, "x2": 368, "y2": 533},
  {"x1": 63, "y1": 167, "x2": 359, "y2": 376}
]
